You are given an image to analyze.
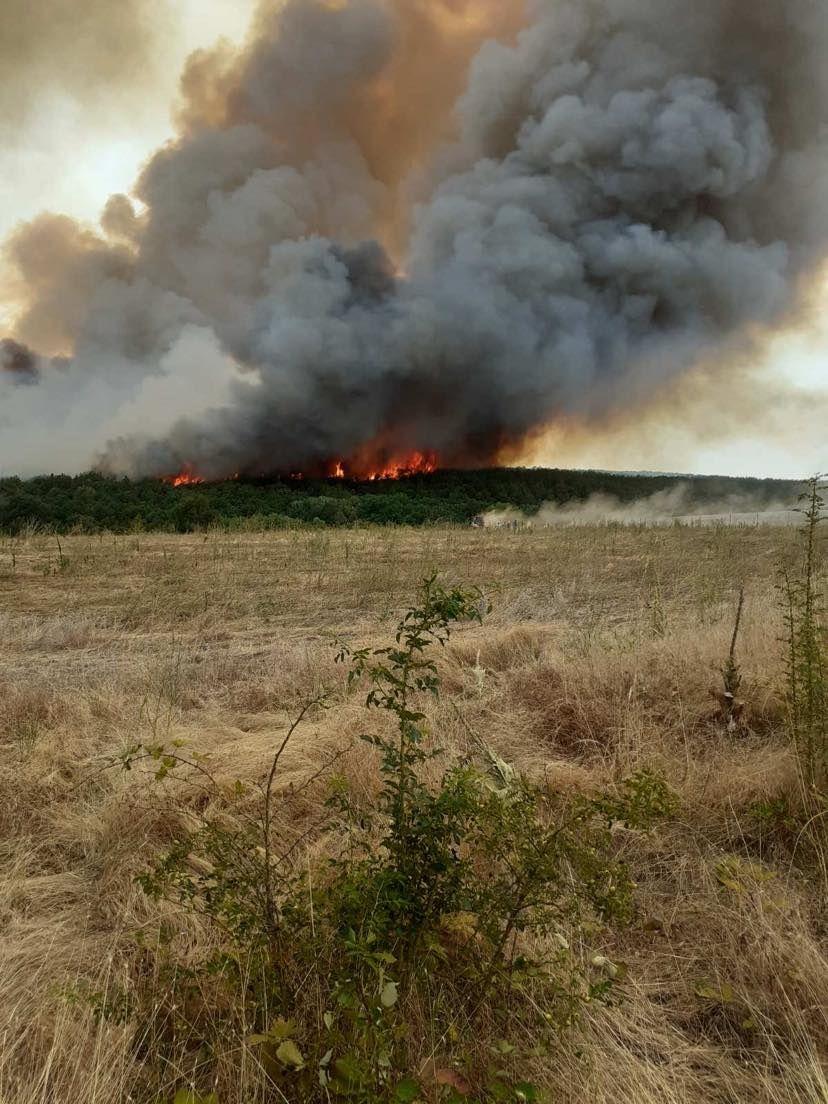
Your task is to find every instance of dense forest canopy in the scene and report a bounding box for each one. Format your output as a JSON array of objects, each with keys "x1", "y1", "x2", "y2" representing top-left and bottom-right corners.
[{"x1": 0, "y1": 469, "x2": 804, "y2": 534}]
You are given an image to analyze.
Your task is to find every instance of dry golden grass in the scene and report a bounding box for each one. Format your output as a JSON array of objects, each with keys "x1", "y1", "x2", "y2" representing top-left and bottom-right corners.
[{"x1": 0, "y1": 523, "x2": 825, "y2": 1103}]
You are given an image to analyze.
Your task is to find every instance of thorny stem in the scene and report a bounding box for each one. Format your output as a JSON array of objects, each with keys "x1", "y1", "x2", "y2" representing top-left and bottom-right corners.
[{"x1": 729, "y1": 587, "x2": 745, "y2": 666}]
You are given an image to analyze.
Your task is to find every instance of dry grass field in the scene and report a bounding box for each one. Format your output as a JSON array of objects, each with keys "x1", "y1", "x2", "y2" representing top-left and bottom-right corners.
[{"x1": 0, "y1": 523, "x2": 825, "y2": 1104}]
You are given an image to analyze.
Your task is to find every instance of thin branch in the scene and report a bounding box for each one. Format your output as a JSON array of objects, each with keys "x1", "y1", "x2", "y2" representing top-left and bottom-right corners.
[{"x1": 262, "y1": 695, "x2": 327, "y2": 934}]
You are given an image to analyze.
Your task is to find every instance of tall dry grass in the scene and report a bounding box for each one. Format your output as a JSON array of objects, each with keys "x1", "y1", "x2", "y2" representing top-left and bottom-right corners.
[{"x1": 0, "y1": 523, "x2": 825, "y2": 1103}]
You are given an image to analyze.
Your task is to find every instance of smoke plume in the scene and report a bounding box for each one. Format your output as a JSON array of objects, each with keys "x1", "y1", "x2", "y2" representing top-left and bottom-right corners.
[
  {"x1": 2, "y1": 0, "x2": 827, "y2": 479},
  {"x1": 0, "y1": 0, "x2": 170, "y2": 134}
]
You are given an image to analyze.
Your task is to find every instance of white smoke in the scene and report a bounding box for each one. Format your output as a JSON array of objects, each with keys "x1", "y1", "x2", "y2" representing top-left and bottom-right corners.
[{"x1": 481, "y1": 483, "x2": 800, "y2": 528}]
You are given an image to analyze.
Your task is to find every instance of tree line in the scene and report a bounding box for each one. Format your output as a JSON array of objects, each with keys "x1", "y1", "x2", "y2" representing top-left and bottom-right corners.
[{"x1": 0, "y1": 468, "x2": 802, "y2": 534}]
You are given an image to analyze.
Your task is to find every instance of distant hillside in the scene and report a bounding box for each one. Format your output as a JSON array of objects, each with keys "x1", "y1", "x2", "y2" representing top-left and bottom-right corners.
[{"x1": 0, "y1": 468, "x2": 805, "y2": 534}]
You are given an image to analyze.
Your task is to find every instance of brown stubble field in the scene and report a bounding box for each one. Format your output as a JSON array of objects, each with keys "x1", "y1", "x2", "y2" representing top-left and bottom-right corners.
[{"x1": 0, "y1": 523, "x2": 825, "y2": 1104}]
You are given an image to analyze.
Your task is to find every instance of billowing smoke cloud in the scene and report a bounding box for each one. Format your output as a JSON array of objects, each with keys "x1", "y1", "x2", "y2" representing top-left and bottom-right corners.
[
  {"x1": 2, "y1": 0, "x2": 827, "y2": 479},
  {"x1": 0, "y1": 0, "x2": 169, "y2": 134}
]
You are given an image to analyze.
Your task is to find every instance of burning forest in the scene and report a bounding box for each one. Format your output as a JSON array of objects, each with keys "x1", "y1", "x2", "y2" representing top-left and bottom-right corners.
[{"x1": 1, "y1": 0, "x2": 827, "y2": 480}]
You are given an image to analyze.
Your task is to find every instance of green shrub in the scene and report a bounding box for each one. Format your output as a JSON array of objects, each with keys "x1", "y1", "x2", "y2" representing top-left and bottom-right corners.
[{"x1": 110, "y1": 578, "x2": 677, "y2": 1103}]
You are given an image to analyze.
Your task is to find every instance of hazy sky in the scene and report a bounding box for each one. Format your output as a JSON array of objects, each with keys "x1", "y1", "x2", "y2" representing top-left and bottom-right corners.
[
  {"x1": 0, "y1": 0, "x2": 256, "y2": 247},
  {"x1": 1, "y1": 0, "x2": 825, "y2": 479}
]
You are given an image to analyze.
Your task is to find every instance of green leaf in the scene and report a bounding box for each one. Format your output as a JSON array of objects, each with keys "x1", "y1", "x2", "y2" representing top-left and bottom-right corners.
[
  {"x1": 380, "y1": 980, "x2": 399, "y2": 1008},
  {"x1": 488, "y1": 1080, "x2": 511, "y2": 1102},
  {"x1": 492, "y1": 1040, "x2": 516, "y2": 1056},
  {"x1": 715, "y1": 858, "x2": 776, "y2": 893},
  {"x1": 393, "y1": 1078, "x2": 422, "y2": 1102},
  {"x1": 330, "y1": 1053, "x2": 370, "y2": 1092},
  {"x1": 694, "y1": 982, "x2": 736, "y2": 1004},
  {"x1": 715, "y1": 872, "x2": 743, "y2": 892},
  {"x1": 268, "y1": 1017, "x2": 296, "y2": 1041},
  {"x1": 275, "y1": 1039, "x2": 305, "y2": 1070},
  {"x1": 248, "y1": 1017, "x2": 297, "y2": 1046}
]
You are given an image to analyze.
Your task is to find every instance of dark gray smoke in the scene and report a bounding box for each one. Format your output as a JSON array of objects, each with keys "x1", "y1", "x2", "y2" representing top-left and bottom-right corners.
[
  {"x1": 1, "y1": 0, "x2": 826, "y2": 478},
  {"x1": 0, "y1": 340, "x2": 40, "y2": 385}
]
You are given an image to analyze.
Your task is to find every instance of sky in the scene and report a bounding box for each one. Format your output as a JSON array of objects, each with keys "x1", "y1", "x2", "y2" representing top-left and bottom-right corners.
[
  {"x1": 0, "y1": 0, "x2": 256, "y2": 248},
  {"x1": 1, "y1": 0, "x2": 826, "y2": 480}
]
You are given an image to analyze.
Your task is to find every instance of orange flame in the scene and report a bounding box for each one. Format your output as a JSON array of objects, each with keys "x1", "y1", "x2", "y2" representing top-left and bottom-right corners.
[
  {"x1": 161, "y1": 453, "x2": 439, "y2": 484},
  {"x1": 326, "y1": 450, "x2": 438, "y2": 480},
  {"x1": 165, "y1": 465, "x2": 205, "y2": 487},
  {"x1": 365, "y1": 451, "x2": 438, "y2": 480}
]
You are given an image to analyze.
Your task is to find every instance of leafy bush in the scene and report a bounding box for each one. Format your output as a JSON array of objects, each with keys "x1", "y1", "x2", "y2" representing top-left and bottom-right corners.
[{"x1": 110, "y1": 578, "x2": 677, "y2": 1103}]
